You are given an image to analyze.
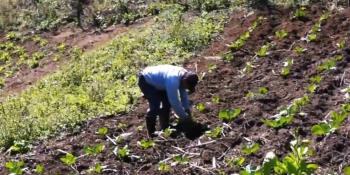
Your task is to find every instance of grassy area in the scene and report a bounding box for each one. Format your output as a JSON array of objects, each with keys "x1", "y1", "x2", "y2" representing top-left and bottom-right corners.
[{"x1": 0, "y1": 4, "x2": 229, "y2": 149}]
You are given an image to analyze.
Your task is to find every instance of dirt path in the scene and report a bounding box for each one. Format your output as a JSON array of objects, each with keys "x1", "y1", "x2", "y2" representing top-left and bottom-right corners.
[{"x1": 1, "y1": 17, "x2": 153, "y2": 97}]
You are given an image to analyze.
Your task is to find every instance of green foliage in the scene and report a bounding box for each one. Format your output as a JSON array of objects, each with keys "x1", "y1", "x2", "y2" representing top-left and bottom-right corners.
[
  {"x1": 196, "y1": 103, "x2": 207, "y2": 112},
  {"x1": 114, "y1": 145, "x2": 130, "y2": 159},
  {"x1": 162, "y1": 128, "x2": 175, "y2": 138},
  {"x1": 137, "y1": 139, "x2": 155, "y2": 149},
  {"x1": 258, "y1": 87, "x2": 269, "y2": 95},
  {"x1": 88, "y1": 163, "x2": 103, "y2": 174},
  {"x1": 34, "y1": 164, "x2": 45, "y2": 174},
  {"x1": 6, "y1": 31, "x2": 21, "y2": 41},
  {"x1": 344, "y1": 166, "x2": 350, "y2": 175},
  {"x1": 158, "y1": 162, "x2": 171, "y2": 173},
  {"x1": 293, "y1": 6, "x2": 307, "y2": 19},
  {"x1": 83, "y1": 143, "x2": 105, "y2": 156},
  {"x1": 242, "y1": 143, "x2": 260, "y2": 155},
  {"x1": 226, "y1": 156, "x2": 245, "y2": 168},
  {"x1": 310, "y1": 75, "x2": 323, "y2": 84},
  {"x1": 212, "y1": 95, "x2": 220, "y2": 104},
  {"x1": 263, "y1": 114, "x2": 294, "y2": 128},
  {"x1": 173, "y1": 154, "x2": 189, "y2": 165},
  {"x1": 5, "y1": 160, "x2": 25, "y2": 175},
  {"x1": 281, "y1": 58, "x2": 293, "y2": 77},
  {"x1": 307, "y1": 84, "x2": 317, "y2": 94},
  {"x1": 256, "y1": 44, "x2": 269, "y2": 57},
  {"x1": 337, "y1": 40, "x2": 346, "y2": 49},
  {"x1": 8, "y1": 140, "x2": 31, "y2": 155},
  {"x1": 275, "y1": 29, "x2": 288, "y2": 39},
  {"x1": 307, "y1": 33, "x2": 317, "y2": 42},
  {"x1": 207, "y1": 63, "x2": 217, "y2": 73},
  {"x1": 206, "y1": 126, "x2": 223, "y2": 139},
  {"x1": 311, "y1": 110, "x2": 348, "y2": 136},
  {"x1": 60, "y1": 153, "x2": 77, "y2": 166},
  {"x1": 317, "y1": 55, "x2": 343, "y2": 72},
  {"x1": 97, "y1": 127, "x2": 108, "y2": 136},
  {"x1": 218, "y1": 108, "x2": 241, "y2": 122}
]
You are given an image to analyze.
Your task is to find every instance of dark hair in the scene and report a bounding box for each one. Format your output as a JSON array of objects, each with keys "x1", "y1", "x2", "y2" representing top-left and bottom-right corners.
[{"x1": 183, "y1": 71, "x2": 198, "y2": 93}]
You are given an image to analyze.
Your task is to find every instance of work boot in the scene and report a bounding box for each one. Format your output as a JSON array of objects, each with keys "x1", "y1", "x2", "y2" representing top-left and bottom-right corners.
[
  {"x1": 146, "y1": 116, "x2": 156, "y2": 138},
  {"x1": 178, "y1": 118, "x2": 207, "y2": 140},
  {"x1": 159, "y1": 109, "x2": 170, "y2": 130}
]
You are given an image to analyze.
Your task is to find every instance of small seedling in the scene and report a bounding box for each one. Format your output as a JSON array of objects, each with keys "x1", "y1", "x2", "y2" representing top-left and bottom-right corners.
[
  {"x1": 114, "y1": 145, "x2": 130, "y2": 159},
  {"x1": 206, "y1": 126, "x2": 223, "y2": 139},
  {"x1": 158, "y1": 162, "x2": 171, "y2": 173},
  {"x1": 218, "y1": 108, "x2": 241, "y2": 122},
  {"x1": 5, "y1": 160, "x2": 25, "y2": 175},
  {"x1": 256, "y1": 44, "x2": 269, "y2": 57},
  {"x1": 258, "y1": 87, "x2": 269, "y2": 95},
  {"x1": 226, "y1": 156, "x2": 245, "y2": 168},
  {"x1": 337, "y1": 40, "x2": 346, "y2": 49},
  {"x1": 34, "y1": 164, "x2": 45, "y2": 174},
  {"x1": 8, "y1": 140, "x2": 31, "y2": 155},
  {"x1": 243, "y1": 62, "x2": 255, "y2": 73},
  {"x1": 162, "y1": 127, "x2": 175, "y2": 138},
  {"x1": 275, "y1": 29, "x2": 288, "y2": 40},
  {"x1": 293, "y1": 6, "x2": 307, "y2": 19},
  {"x1": 293, "y1": 46, "x2": 306, "y2": 54},
  {"x1": 137, "y1": 139, "x2": 155, "y2": 149},
  {"x1": 97, "y1": 127, "x2": 108, "y2": 136},
  {"x1": 83, "y1": 143, "x2": 105, "y2": 156},
  {"x1": 307, "y1": 84, "x2": 318, "y2": 94},
  {"x1": 173, "y1": 154, "x2": 189, "y2": 165},
  {"x1": 60, "y1": 153, "x2": 77, "y2": 166},
  {"x1": 344, "y1": 166, "x2": 350, "y2": 175},
  {"x1": 310, "y1": 75, "x2": 323, "y2": 84},
  {"x1": 207, "y1": 63, "x2": 217, "y2": 73},
  {"x1": 307, "y1": 33, "x2": 317, "y2": 42},
  {"x1": 242, "y1": 143, "x2": 260, "y2": 155},
  {"x1": 88, "y1": 163, "x2": 103, "y2": 174},
  {"x1": 196, "y1": 103, "x2": 206, "y2": 113}
]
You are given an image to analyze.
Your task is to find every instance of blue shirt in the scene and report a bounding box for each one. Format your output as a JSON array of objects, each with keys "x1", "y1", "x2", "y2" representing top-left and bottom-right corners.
[{"x1": 141, "y1": 65, "x2": 190, "y2": 118}]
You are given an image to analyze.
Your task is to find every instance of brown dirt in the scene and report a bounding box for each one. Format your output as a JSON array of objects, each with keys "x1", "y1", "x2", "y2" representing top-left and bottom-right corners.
[
  {"x1": 2, "y1": 5, "x2": 350, "y2": 175},
  {"x1": 1, "y1": 17, "x2": 152, "y2": 97}
]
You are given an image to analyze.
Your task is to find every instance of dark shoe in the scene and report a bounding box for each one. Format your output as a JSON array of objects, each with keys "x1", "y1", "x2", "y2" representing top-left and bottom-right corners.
[
  {"x1": 177, "y1": 119, "x2": 208, "y2": 140},
  {"x1": 159, "y1": 110, "x2": 170, "y2": 130}
]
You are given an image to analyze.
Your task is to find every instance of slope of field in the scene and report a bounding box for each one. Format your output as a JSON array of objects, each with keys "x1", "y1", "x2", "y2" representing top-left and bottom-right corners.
[{"x1": 2, "y1": 3, "x2": 350, "y2": 175}]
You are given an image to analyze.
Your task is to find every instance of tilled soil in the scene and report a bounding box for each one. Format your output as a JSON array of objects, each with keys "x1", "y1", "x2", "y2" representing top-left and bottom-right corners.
[{"x1": 2, "y1": 5, "x2": 350, "y2": 175}]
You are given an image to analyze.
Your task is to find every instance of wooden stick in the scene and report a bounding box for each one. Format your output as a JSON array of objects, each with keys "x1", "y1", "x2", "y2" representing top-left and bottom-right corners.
[{"x1": 186, "y1": 140, "x2": 217, "y2": 149}]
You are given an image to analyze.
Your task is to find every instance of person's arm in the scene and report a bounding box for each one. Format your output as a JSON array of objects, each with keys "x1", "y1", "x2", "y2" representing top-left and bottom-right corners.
[
  {"x1": 179, "y1": 88, "x2": 190, "y2": 110},
  {"x1": 165, "y1": 78, "x2": 188, "y2": 119}
]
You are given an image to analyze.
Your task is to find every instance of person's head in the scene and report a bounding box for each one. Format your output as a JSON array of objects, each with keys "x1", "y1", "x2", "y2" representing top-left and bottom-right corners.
[{"x1": 181, "y1": 71, "x2": 199, "y2": 94}]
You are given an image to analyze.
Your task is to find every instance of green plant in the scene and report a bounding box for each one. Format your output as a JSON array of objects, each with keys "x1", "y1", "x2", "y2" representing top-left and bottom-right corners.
[
  {"x1": 311, "y1": 110, "x2": 348, "y2": 136},
  {"x1": 307, "y1": 84, "x2": 317, "y2": 94},
  {"x1": 207, "y1": 63, "x2": 217, "y2": 73},
  {"x1": 337, "y1": 40, "x2": 346, "y2": 49},
  {"x1": 162, "y1": 127, "x2": 175, "y2": 138},
  {"x1": 256, "y1": 44, "x2": 269, "y2": 57},
  {"x1": 226, "y1": 156, "x2": 245, "y2": 168},
  {"x1": 281, "y1": 58, "x2": 293, "y2": 77},
  {"x1": 212, "y1": 96, "x2": 220, "y2": 104},
  {"x1": 173, "y1": 154, "x2": 189, "y2": 165},
  {"x1": 221, "y1": 52, "x2": 234, "y2": 62},
  {"x1": 293, "y1": 46, "x2": 306, "y2": 54},
  {"x1": 60, "y1": 153, "x2": 77, "y2": 166},
  {"x1": 137, "y1": 139, "x2": 155, "y2": 149},
  {"x1": 275, "y1": 29, "x2": 288, "y2": 39},
  {"x1": 196, "y1": 103, "x2": 206, "y2": 113},
  {"x1": 34, "y1": 164, "x2": 45, "y2": 174},
  {"x1": 206, "y1": 126, "x2": 223, "y2": 139},
  {"x1": 88, "y1": 163, "x2": 103, "y2": 174},
  {"x1": 158, "y1": 162, "x2": 171, "y2": 173},
  {"x1": 344, "y1": 166, "x2": 350, "y2": 175},
  {"x1": 97, "y1": 127, "x2": 108, "y2": 136},
  {"x1": 8, "y1": 140, "x2": 30, "y2": 155},
  {"x1": 83, "y1": 143, "x2": 105, "y2": 156},
  {"x1": 5, "y1": 31, "x2": 20, "y2": 41},
  {"x1": 258, "y1": 87, "x2": 269, "y2": 95},
  {"x1": 218, "y1": 108, "x2": 241, "y2": 122},
  {"x1": 114, "y1": 145, "x2": 130, "y2": 159},
  {"x1": 242, "y1": 143, "x2": 260, "y2": 155},
  {"x1": 293, "y1": 6, "x2": 307, "y2": 19},
  {"x1": 307, "y1": 33, "x2": 317, "y2": 42},
  {"x1": 5, "y1": 160, "x2": 25, "y2": 175},
  {"x1": 57, "y1": 43, "x2": 66, "y2": 53},
  {"x1": 243, "y1": 62, "x2": 255, "y2": 73},
  {"x1": 310, "y1": 75, "x2": 323, "y2": 84}
]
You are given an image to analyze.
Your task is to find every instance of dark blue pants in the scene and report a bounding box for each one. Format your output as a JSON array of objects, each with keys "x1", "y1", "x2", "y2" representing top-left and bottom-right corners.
[{"x1": 138, "y1": 75, "x2": 171, "y2": 132}]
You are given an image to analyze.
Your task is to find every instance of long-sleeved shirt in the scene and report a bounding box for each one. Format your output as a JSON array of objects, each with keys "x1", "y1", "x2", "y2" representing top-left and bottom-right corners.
[{"x1": 141, "y1": 65, "x2": 190, "y2": 118}]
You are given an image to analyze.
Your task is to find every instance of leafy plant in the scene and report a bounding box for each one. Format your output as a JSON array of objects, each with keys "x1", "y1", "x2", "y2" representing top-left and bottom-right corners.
[
  {"x1": 281, "y1": 58, "x2": 293, "y2": 78},
  {"x1": 158, "y1": 162, "x2": 171, "y2": 173},
  {"x1": 263, "y1": 114, "x2": 294, "y2": 129},
  {"x1": 337, "y1": 40, "x2": 346, "y2": 49},
  {"x1": 293, "y1": 46, "x2": 306, "y2": 54},
  {"x1": 293, "y1": 6, "x2": 307, "y2": 19},
  {"x1": 60, "y1": 153, "x2": 77, "y2": 166},
  {"x1": 207, "y1": 63, "x2": 217, "y2": 73},
  {"x1": 212, "y1": 96, "x2": 220, "y2": 104},
  {"x1": 6, "y1": 31, "x2": 20, "y2": 41},
  {"x1": 8, "y1": 140, "x2": 30, "y2": 155},
  {"x1": 83, "y1": 143, "x2": 105, "y2": 156},
  {"x1": 34, "y1": 164, "x2": 45, "y2": 174},
  {"x1": 162, "y1": 127, "x2": 175, "y2": 138},
  {"x1": 97, "y1": 127, "x2": 108, "y2": 136},
  {"x1": 57, "y1": 43, "x2": 66, "y2": 53},
  {"x1": 275, "y1": 29, "x2": 288, "y2": 40},
  {"x1": 258, "y1": 87, "x2": 269, "y2": 95},
  {"x1": 243, "y1": 143, "x2": 260, "y2": 155},
  {"x1": 307, "y1": 33, "x2": 317, "y2": 42},
  {"x1": 310, "y1": 75, "x2": 323, "y2": 84},
  {"x1": 114, "y1": 145, "x2": 130, "y2": 159},
  {"x1": 226, "y1": 156, "x2": 245, "y2": 168},
  {"x1": 311, "y1": 110, "x2": 348, "y2": 136},
  {"x1": 173, "y1": 154, "x2": 189, "y2": 165},
  {"x1": 206, "y1": 126, "x2": 223, "y2": 139},
  {"x1": 307, "y1": 84, "x2": 317, "y2": 94},
  {"x1": 88, "y1": 163, "x2": 103, "y2": 174},
  {"x1": 243, "y1": 62, "x2": 255, "y2": 73},
  {"x1": 218, "y1": 108, "x2": 241, "y2": 122},
  {"x1": 256, "y1": 44, "x2": 269, "y2": 57},
  {"x1": 196, "y1": 103, "x2": 206, "y2": 113},
  {"x1": 344, "y1": 166, "x2": 350, "y2": 175},
  {"x1": 5, "y1": 160, "x2": 25, "y2": 175},
  {"x1": 137, "y1": 139, "x2": 155, "y2": 149}
]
